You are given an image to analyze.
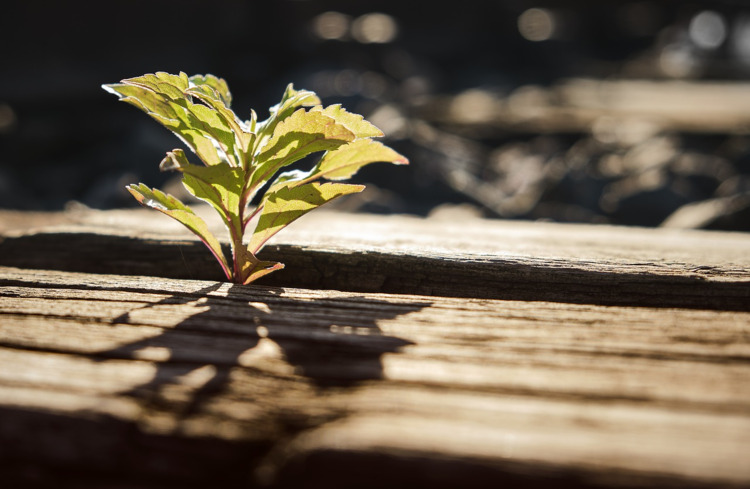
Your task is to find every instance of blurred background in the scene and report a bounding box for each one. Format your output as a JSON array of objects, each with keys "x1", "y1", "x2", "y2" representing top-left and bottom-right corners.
[{"x1": 2, "y1": 0, "x2": 750, "y2": 230}]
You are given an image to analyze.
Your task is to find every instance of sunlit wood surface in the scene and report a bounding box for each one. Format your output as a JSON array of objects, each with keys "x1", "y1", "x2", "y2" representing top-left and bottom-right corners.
[{"x1": 0, "y1": 208, "x2": 748, "y2": 488}]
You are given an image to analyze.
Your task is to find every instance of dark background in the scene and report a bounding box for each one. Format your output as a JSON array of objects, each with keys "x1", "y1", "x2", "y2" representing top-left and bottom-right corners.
[{"x1": 2, "y1": 0, "x2": 749, "y2": 230}]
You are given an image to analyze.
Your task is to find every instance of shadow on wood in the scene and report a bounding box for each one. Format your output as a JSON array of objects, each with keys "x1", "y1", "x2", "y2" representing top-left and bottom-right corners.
[
  {"x1": 0, "y1": 403, "x2": 267, "y2": 488},
  {"x1": 5, "y1": 407, "x2": 723, "y2": 489},
  {"x1": 1, "y1": 267, "x2": 748, "y2": 488},
  {"x1": 87, "y1": 283, "x2": 421, "y2": 415},
  {"x1": 0, "y1": 274, "x2": 429, "y2": 486},
  {"x1": 1, "y1": 231, "x2": 748, "y2": 311}
]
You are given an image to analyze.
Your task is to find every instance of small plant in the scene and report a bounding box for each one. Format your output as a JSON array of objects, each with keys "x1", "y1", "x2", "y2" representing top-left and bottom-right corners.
[{"x1": 103, "y1": 72, "x2": 407, "y2": 284}]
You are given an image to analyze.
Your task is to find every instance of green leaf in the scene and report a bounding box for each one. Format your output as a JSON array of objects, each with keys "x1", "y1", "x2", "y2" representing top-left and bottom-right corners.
[
  {"x1": 248, "y1": 181, "x2": 364, "y2": 254},
  {"x1": 125, "y1": 72, "x2": 190, "y2": 100},
  {"x1": 248, "y1": 109, "x2": 355, "y2": 196},
  {"x1": 268, "y1": 84, "x2": 321, "y2": 125},
  {"x1": 103, "y1": 83, "x2": 182, "y2": 121},
  {"x1": 184, "y1": 102, "x2": 239, "y2": 166},
  {"x1": 160, "y1": 149, "x2": 245, "y2": 233},
  {"x1": 253, "y1": 84, "x2": 321, "y2": 152},
  {"x1": 104, "y1": 74, "x2": 238, "y2": 166},
  {"x1": 126, "y1": 183, "x2": 232, "y2": 280},
  {"x1": 231, "y1": 242, "x2": 284, "y2": 285},
  {"x1": 242, "y1": 260, "x2": 285, "y2": 285},
  {"x1": 305, "y1": 139, "x2": 409, "y2": 183},
  {"x1": 186, "y1": 84, "x2": 254, "y2": 168},
  {"x1": 189, "y1": 74, "x2": 232, "y2": 105},
  {"x1": 310, "y1": 105, "x2": 384, "y2": 139},
  {"x1": 106, "y1": 73, "x2": 409, "y2": 286}
]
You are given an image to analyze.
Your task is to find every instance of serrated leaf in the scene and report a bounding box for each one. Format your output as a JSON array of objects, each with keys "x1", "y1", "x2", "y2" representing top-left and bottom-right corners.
[
  {"x1": 310, "y1": 105, "x2": 384, "y2": 139},
  {"x1": 161, "y1": 150, "x2": 245, "y2": 233},
  {"x1": 103, "y1": 83, "x2": 181, "y2": 120},
  {"x1": 104, "y1": 75, "x2": 238, "y2": 166},
  {"x1": 272, "y1": 84, "x2": 321, "y2": 121},
  {"x1": 186, "y1": 84, "x2": 254, "y2": 167},
  {"x1": 248, "y1": 181, "x2": 364, "y2": 254},
  {"x1": 265, "y1": 169, "x2": 309, "y2": 191},
  {"x1": 254, "y1": 84, "x2": 321, "y2": 153},
  {"x1": 104, "y1": 82, "x2": 221, "y2": 165},
  {"x1": 183, "y1": 101, "x2": 239, "y2": 166},
  {"x1": 107, "y1": 73, "x2": 409, "y2": 286},
  {"x1": 126, "y1": 183, "x2": 232, "y2": 280},
  {"x1": 306, "y1": 139, "x2": 409, "y2": 183},
  {"x1": 126, "y1": 72, "x2": 189, "y2": 100},
  {"x1": 189, "y1": 74, "x2": 232, "y2": 105},
  {"x1": 248, "y1": 109, "x2": 355, "y2": 196}
]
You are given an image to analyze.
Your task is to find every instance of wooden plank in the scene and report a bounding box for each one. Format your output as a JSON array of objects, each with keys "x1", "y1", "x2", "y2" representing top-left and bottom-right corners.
[
  {"x1": 1, "y1": 267, "x2": 748, "y2": 487},
  {"x1": 1, "y1": 208, "x2": 749, "y2": 310},
  {"x1": 417, "y1": 78, "x2": 750, "y2": 134}
]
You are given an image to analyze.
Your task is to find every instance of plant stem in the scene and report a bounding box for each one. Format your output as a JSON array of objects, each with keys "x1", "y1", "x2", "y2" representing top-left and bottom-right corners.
[{"x1": 229, "y1": 212, "x2": 245, "y2": 284}]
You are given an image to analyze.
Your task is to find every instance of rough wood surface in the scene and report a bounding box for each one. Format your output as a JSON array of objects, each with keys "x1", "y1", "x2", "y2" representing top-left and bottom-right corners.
[
  {"x1": 1, "y1": 208, "x2": 749, "y2": 310},
  {"x1": 1, "y1": 266, "x2": 749, "y2": 488}
]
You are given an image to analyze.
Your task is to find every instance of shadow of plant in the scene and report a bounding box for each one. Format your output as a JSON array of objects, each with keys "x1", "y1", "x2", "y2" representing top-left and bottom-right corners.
[{"x1": 101, "y1": 282, "x2": 427, "y2": 415}]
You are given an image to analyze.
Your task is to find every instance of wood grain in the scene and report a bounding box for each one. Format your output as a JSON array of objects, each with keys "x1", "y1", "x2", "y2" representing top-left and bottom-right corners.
[
  {"x1": 1, "y1": 208, "x2": 749, "y2": 310},
  {"x1": 1, "y1": 267, "x2": 748, "y2": 488}
]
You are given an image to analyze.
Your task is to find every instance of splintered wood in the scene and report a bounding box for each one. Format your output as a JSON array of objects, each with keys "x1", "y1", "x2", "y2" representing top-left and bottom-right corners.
[{"x1": 0, "y1": 209, "x2": 749, "y2": 488}]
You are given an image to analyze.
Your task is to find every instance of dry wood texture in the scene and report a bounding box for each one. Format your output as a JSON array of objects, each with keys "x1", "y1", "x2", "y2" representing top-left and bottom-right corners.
[
  {"x1": 1, "y1": 209, "x2": 749, "y2": 487},
  {"x1": 1, "y1": 208, "x2": 749, "y2": 310},
  {"x1": 1, "y1": 266, "x2": 748, "y2": 488}
]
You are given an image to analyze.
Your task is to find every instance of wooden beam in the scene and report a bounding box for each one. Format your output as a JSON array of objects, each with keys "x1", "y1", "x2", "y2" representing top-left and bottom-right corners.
[
  {"x1": 418, "y1": 79, "x2": 750, "y2": 134},
  {"x1": 1, "y1": 267, "x2": 748, "y2": 487},
  {"x1": 1, "y1": 208, "x2": 748, "y2": 310}
]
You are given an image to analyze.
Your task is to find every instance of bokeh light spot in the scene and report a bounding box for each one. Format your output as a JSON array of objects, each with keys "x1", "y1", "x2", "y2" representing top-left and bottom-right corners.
[
  {"x1": 518, "y1": 8, "x2": 555, "y2": 42},
  {"x1": 730, "y1": 16, "x2": 750, "y2": 65},
  {"x1": 312, "y1": 11, "x2": 350, "y2": 40},
  {"x1": 659, "y1": 43, "x2": 697, "y2": 78},
  {"x1": 0, "y1": 104, "x2": 16, "y2": 134},
  {"x1": 352, "y1": 13, "x2": 398, "y2": 44},
  {"x1": 689, "y1": 11, "x2": 727, "y2": 50}
]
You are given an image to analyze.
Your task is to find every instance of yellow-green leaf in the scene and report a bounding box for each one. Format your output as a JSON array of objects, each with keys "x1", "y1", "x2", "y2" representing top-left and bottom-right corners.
[
  {"x1": 233, "y1": 242, "x2": 285, "y2": 285},
  {"x1": 310, "y1": 105, "x2": 384, "y2": 139},
  {"x1": 242, "y1": 260, "x2": 285, "y2": 285},
  {"x1": 248, "y1": 109, "x2": 355, "y2": 196},
  {"x1": 248, "y1": 181, "x2": 364, "y2": 254},
  {"x1": 126, "y1": 183, "x2": 232, "y2": 280},
  {"x1": 104, "y1": 75, "x2": 238, "y2": 166},
  {"x1": 187, "y1": 84, "x2": 254, "y2": 167},
  {"x1": 189, "y1": 74, "x2": 232, "y2": 105},
  {"x1": 106, "y1": 74, "x2": 409, "y2": 286},
  {"x1": 307, "y1": 139, "x2": 409, "y2": 183},
  {"x1": 269, "y1": 84, "x2": 321, "y2": 125},
  {"x1": 125, "y1": 72, "x2": 189, "y2": 100},
  {"x1": 161, "y1": 150, "x2": 245, "y2": 233},
  {"x1": 253, "y1": 84, "x2": 321, "y2": 153}
]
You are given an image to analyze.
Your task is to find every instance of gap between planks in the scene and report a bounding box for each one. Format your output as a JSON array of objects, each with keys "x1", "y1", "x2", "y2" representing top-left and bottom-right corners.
[{"x1": 1, "y1": 208, "x2": 749, "y2": 310}]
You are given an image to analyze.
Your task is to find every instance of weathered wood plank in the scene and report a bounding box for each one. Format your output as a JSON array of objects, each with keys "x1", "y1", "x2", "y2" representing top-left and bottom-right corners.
[
  {"x1": 1, "y1": 267, "x2": 748, "y2": 487},
  {"x1": 1, "y1": 208, "x2": 749, "y2": 310},
  {"x1": 417, "y1": 78, "x2": 750, "y2": 134}
]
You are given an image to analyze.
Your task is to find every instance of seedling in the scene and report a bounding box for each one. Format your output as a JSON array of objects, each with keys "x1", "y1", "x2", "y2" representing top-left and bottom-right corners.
[{"x1": 104, "y1": 72, "x2": 407, "y2": 284}]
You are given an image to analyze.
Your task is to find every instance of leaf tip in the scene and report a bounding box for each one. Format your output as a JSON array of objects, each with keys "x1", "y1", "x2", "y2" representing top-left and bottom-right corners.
[
  {"x1": 125, "y1": 183, "x2": 146, "y2": 203},
  {"x1": 159, "y1": 149, "x2": 188, "y2": 172},
  {"x1": 242, "y1": 261, "x2": 285, "y2": 285}
]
